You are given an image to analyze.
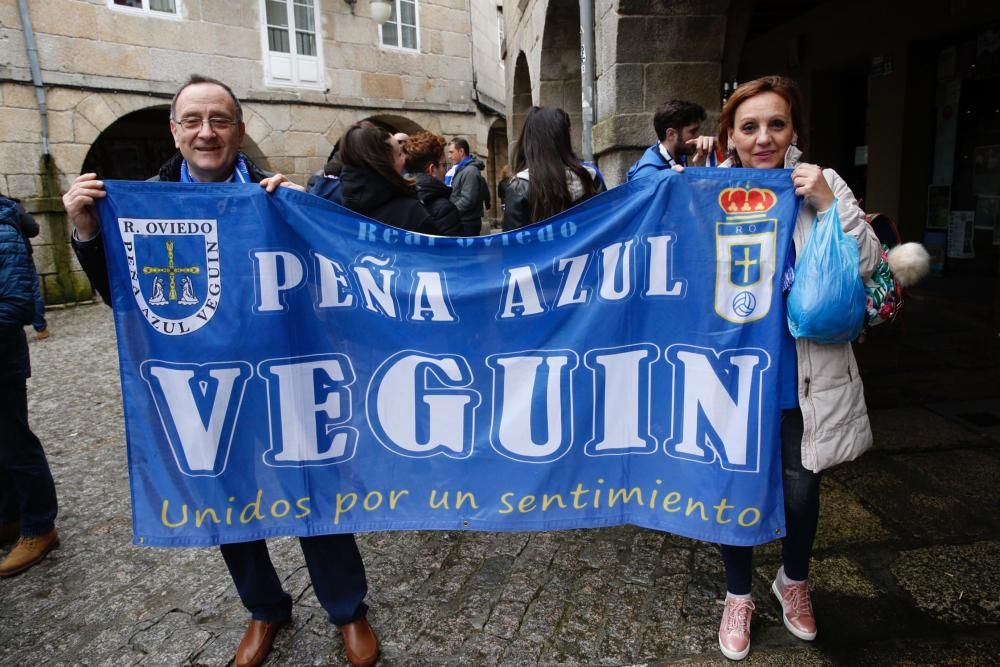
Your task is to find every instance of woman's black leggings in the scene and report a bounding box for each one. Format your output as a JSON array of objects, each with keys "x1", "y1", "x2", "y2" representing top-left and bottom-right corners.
[{"x1": 719, "y1": 409, "x2": 821, "y2": 595}]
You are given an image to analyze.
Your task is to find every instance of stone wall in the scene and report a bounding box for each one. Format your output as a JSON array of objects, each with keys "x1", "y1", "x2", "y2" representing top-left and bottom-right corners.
[
  {"x1": 503, "y1": 0, "x2": 728, "y2": 186},
  {"x1": 1, "y1": 0, "x2": 504, "y2": 304},
  {"x1": 471, "y1": 0, "x2": 507, "y2": 113},
  {"x1": 593, "y1": 0, "x2": 727, "y2": 186},
  {"x1": 503, "y1": 0, "x2": 547, "y2": 135}
]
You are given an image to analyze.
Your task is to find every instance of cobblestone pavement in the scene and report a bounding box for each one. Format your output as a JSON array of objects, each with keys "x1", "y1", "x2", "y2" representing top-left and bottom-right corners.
[{"x1": 1, "y1": 282, "x2": 998, "y2": 666}]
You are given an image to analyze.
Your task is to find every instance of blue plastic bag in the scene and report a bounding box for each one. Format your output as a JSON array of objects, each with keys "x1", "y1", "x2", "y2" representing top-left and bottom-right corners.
[{"x1": 787, "y1": 203, "x2": 866, "y2": 344}]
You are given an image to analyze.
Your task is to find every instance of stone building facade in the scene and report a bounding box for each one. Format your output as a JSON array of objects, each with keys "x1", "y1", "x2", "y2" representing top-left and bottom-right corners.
[
  {"x1": 503, "y1": 0, "x2": 1000, "y2": 283},
  {"x1": 1, "y1": 0, "x2": 506, "y2": 304}
]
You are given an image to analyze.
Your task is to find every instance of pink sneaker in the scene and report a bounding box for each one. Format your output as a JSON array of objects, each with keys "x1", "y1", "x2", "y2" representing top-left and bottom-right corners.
[
  {"x1": 771, "y1": 570, "x2": 817, "y2": 640},
  {"x1": 718, "y1": 596, "x2": 755, "y2": 660}
]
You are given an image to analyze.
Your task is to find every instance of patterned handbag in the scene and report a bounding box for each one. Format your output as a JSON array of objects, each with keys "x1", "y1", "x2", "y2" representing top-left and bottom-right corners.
[{"x1": 862, "y1": 212, "x2": 904, "y2": 330}]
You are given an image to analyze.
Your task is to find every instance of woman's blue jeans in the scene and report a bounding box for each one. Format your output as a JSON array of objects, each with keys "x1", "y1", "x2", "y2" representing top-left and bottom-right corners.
[{"x1": 719, "y1": 408, "x2": 821, "y2": 595}]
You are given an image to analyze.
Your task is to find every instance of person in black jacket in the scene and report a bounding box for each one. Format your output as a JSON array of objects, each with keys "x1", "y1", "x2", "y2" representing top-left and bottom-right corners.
[
  {"x1": 0, "y1": 196, "x2": 60, "y2": 578},
  {"x1": 445, "y1": 137, "x2": 487, "y2": 236},
  {"x1": 339, "y1": 121, "x2": 437, "y2": 234},
  {"x1": 502, "y1": 106, "x2": 606, "y2": 231},
  {"x1": 404, "y1": 131, "x2": 463, "y2": 236},
  {"x1": 62, "y1": 75, "x2": 379, "y2": 667}
]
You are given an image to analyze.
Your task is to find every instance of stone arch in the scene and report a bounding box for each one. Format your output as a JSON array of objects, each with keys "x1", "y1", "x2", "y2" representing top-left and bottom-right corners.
[
  {"x1": 539, "y1": 0, "x2": 582, "y2": 152},
  {"x1": 80, "y1": 106, "x2": 174, "y2": 180},
  {"x1": 238, "y1": 135, "x2": 268, "y2": 172},
  {"x1": 511, "y1": 51, "x2": 533, "y2": 145},
  {"x1": 485, "y1": 117, "x2": 509, "y2": 228},
  {"x1": 361, "y1": 114, "x2": 426, "y2": 135},
  {"x1": 81, "y1": 105, "x2": 268, "y2": 179}
]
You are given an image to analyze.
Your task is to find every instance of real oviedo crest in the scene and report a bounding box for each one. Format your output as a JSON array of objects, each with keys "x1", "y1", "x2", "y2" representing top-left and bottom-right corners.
[
  {"x1": 714, "y1": 187, "x2": 778, "y2": 325},
  {"x1": 120, "y1": 218, "x2": 221, "y2": 335}
]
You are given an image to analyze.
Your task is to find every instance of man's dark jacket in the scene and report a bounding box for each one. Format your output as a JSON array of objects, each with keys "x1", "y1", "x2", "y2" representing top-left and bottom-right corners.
[
  {"x1": 0, "y1": 197, "x2": 38, "y2": 380},
  {"x1": 414, "y1": 175, "x2": 463, "y2": 237},
  {"x1": 449, "y1": 156, "x2": 487, "y2": 236},
  {"x1": 72, "y1": 152, "x2": 268, "y2": 305}
]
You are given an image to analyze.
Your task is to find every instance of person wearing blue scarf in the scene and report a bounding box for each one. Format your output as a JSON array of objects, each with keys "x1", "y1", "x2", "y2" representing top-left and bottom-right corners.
[
  {"x1": 179, "y1": 152, "x2": 253, "y2": 183},
  {"x1": 444, "y1": 154, "x2": 472, "y2": 186},
  {"x1": 445, "y1": 137, "x2": 488, "y2": 235},
  {"x1": 62, "y1": 75, "x2": 379, "y2": 667}
]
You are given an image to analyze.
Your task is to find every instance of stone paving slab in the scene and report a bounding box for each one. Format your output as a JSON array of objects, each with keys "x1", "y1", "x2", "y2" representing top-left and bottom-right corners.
[
  {"x1": 891, "y1": 541, "x2": 1000, "y2": 627},
  {"x1": 867, "y1": 407, "x2": 992, "y2": 452},
  {"x1": 927, "y1": 398, "x2": 1000, "y2": 442},
  {"x1": 1, "y1": 304, "x2": 998, "y2": 665}
]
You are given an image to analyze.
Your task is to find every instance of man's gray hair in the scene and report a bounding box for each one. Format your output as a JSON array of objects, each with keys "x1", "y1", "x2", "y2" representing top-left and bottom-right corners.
[{"x1": 170, "y1": 74, "x2": 243, "y2": 123}]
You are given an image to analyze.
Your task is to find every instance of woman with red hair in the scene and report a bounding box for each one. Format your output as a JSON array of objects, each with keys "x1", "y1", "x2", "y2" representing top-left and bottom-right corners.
[{"x1": 712, "y1": 76, "x2": 881, "y2": 661}]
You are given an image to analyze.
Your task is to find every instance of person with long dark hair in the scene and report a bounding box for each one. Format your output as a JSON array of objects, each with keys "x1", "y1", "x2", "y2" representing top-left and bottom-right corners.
[
  {"x1": 339, "y1": 121, "x2": 436, "y2": 233},
  {"x1": 501, "y1": 106, "x2": 606, "y2": 230},
  {"x1": 710, "y1": 76, "x2": 882, "y2": 661},
  {"x1": 404, "y1": 131, "x2": 464, "y2": 236}
]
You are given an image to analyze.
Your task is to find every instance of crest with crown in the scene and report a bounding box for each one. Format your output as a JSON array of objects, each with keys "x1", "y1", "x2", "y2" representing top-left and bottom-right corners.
[{"x1": 718, "y1": 186, "x2": 778, "y2": 219}]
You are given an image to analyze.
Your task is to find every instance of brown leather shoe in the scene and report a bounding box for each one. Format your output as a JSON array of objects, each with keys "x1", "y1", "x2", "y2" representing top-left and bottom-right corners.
[
  {"x1": 235, "y1": 618, "x2": 288, "y2": 667},
  {"x1": 0, "y1": 522, "x2": 19, "y2": 547},
  {"x1": 341, "y1": 618, "x2": 379, "y2": 667},
  {"x1": 0, "y1": 529, "x2": 59, "y2": 577}
]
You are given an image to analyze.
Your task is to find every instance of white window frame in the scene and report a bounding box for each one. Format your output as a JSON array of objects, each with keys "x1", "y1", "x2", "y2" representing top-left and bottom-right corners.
[
  {"x1": 378, "y1": 0, "x2": 421, "y2": 53},
  {"x1": 107, "y1": 0, "x2": 182, "y2": 20},
  {"x1": 259, "y1": 0, "x2": 326, "y2": 90}
]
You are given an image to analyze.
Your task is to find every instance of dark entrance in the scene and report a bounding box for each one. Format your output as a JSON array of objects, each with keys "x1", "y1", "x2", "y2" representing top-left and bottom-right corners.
[{"x1": 81, "y1": 107, "x2": 175, "y2": 180}]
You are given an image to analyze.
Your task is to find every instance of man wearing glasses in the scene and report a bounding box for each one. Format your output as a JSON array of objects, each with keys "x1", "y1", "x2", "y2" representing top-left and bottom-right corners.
[{"x1": 62, "y1": 75, "x2": 379, "y2": 667}]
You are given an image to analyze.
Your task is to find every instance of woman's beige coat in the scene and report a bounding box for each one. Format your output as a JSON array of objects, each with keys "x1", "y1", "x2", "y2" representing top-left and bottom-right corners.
[{"x1": 722, "y1": 146, "x2": 882, "y2": 471}]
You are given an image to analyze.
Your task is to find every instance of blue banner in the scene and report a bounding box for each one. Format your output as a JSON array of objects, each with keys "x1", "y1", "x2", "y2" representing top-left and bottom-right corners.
[{"x1": 97, "y1": 168, "x2": 798, "y2": 548}]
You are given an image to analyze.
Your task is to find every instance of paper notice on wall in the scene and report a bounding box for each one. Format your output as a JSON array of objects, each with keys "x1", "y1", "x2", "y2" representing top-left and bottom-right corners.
[{"x1": 947, "y1": 210, "x2": 975, "y2": 258}]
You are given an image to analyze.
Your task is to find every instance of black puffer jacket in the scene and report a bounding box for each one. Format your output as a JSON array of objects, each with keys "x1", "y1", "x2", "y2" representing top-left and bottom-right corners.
[
  {"x1": 72, "y1": 153, "x2": 268, "y2": 304},
  {"x1": 0, "y1": 197, "x2": 36, "y2": 380},
  {"x1": 414, "y1": 175, "x2": 463, "y2": 237},
  {"x1": 5, "y1": 198, "x2": 39, "y2": 255},
  {"x1": 340, "y1": 166, "x2": 435, "y2": 234}
]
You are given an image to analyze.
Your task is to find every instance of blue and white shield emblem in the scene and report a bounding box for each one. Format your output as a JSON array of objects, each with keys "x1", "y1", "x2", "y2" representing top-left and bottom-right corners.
[
  {"x1": 715, "y1": 221, "x2": 776, "y2": 324},
  {"x1": 120, "y1": 218, "x2": 221, "y2": 335}
]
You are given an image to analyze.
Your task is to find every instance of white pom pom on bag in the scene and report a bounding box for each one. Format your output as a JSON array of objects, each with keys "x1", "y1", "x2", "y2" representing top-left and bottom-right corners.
[{"x1": 887, "y1": 242, "x2": 931, "y2": 288}]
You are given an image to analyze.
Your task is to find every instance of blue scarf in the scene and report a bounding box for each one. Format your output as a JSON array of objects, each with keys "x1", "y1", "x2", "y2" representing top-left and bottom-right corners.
[
  {"x1": 180, "y1": 154, "x2": 252, "y2": 183},
  {"x1": 444, "y1": 156, "x2": 473, "y2": 186}
]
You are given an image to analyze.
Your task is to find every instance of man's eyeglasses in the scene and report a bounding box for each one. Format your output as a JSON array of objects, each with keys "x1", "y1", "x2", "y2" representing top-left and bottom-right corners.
[{"x1": 173, "y1": 117, "x2": 239, "y2": 132}]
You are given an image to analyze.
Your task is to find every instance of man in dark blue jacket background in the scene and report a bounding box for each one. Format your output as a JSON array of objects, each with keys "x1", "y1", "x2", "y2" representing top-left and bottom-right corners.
[
  {"x1": 627, "y1": 99, "x2": 718, "y2": 181},
  {"x1": 0, "y1": 196, "x2": 60, "y2": 578}
]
